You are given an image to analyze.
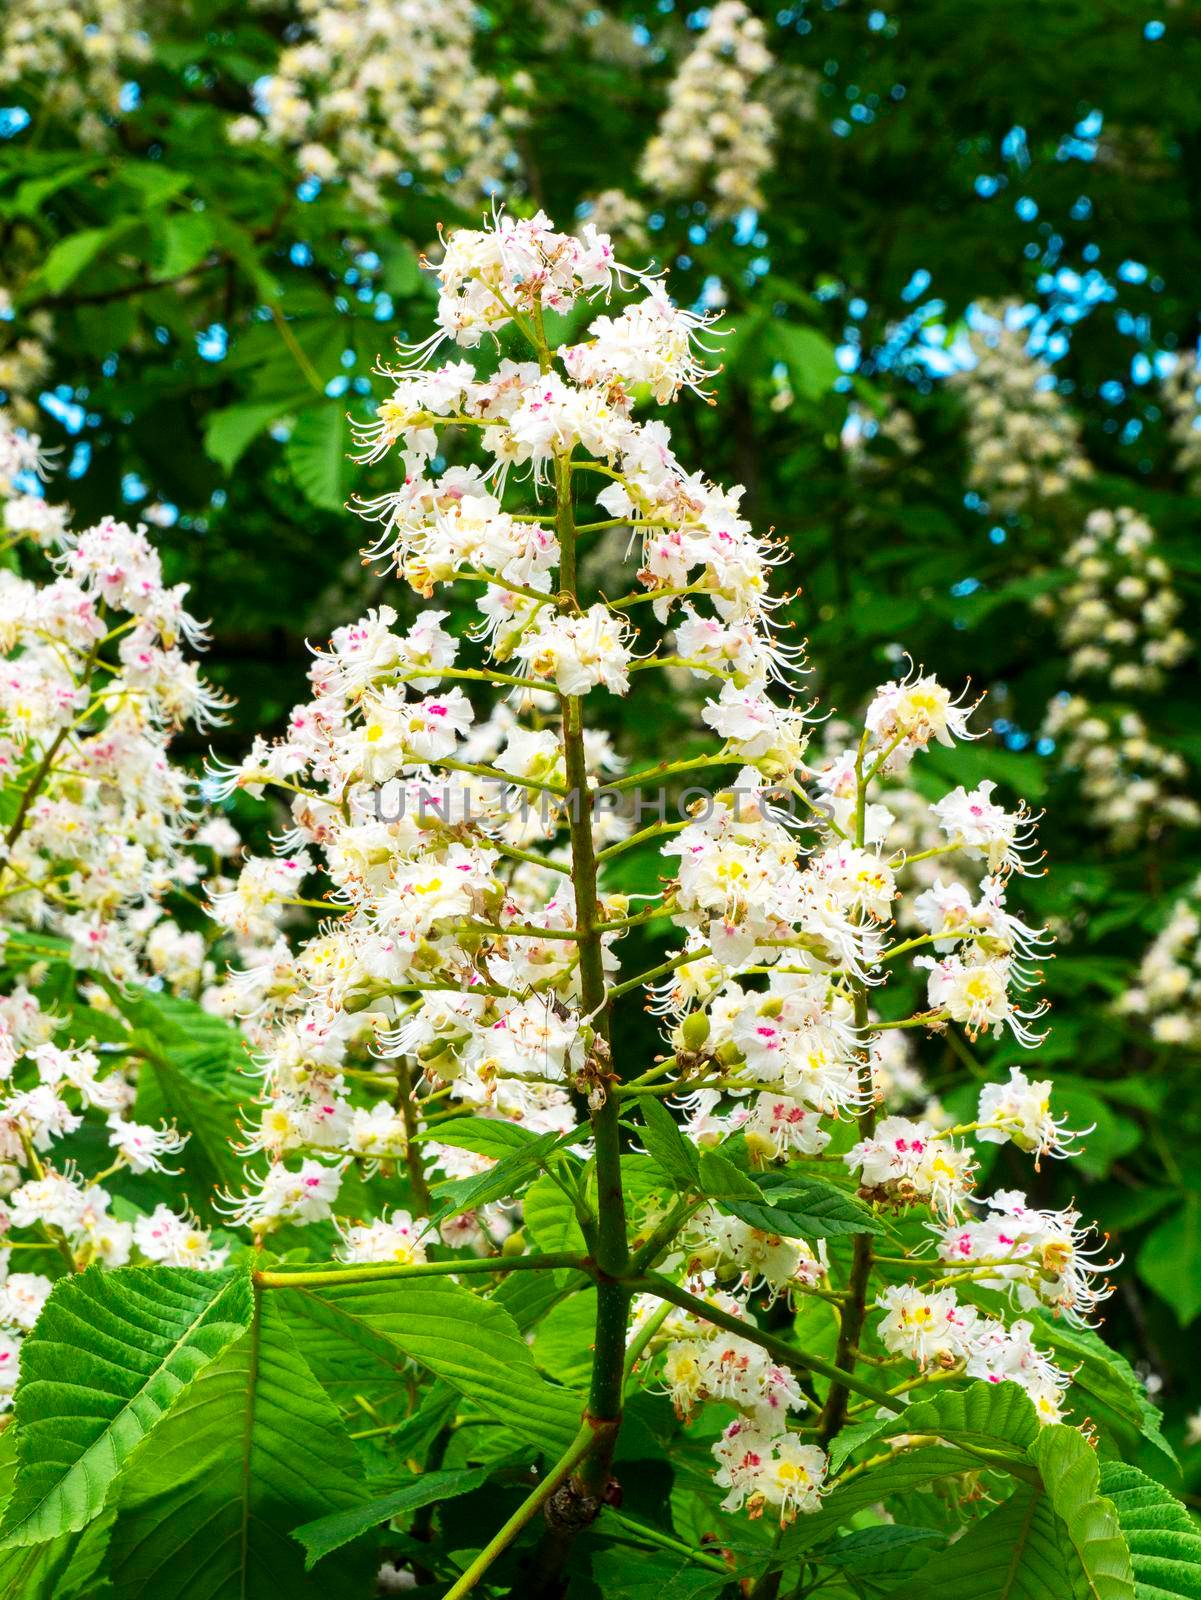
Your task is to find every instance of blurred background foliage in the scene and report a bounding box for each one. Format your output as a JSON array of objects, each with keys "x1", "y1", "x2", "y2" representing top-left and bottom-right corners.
[{"x1": 3, "y1": 0, "x2": 1201, "y2": 1483}]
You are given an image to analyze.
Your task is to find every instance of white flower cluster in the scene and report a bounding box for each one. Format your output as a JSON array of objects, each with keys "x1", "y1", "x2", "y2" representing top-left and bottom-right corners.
[
  {"x1": 1047, "y1": 507, "x2": 1189, "y2": 691},
  {"x1": 208, "y1": 207, "x2": 1110, "y2": 1515},
  {"x1": 0, "y1": 309, "x2": 52, "y2": 432},
  {"x1": 531, "y1": 0, "x2": 653, "y2": 67},
  {"x1": 1117, "y1": 875, "x2": 1201, "y2": 1049},
  {"x1": 875, "y1": 1285, "x2": 1068, "y2": 1424},
  {"x1": 840, "y1": 401, "x2": 921, "y2": 476},
  {"x1": 230, "y1": 0, "x2": 523, "y2": 212},
  {"x1": 683, "y1": 1208, "x2": 828, "y2": 1304},
  {"x1": 1043, "y1": 696, "x2": 1199, "y2": 848},
  {"x1": 1162, "y1": 350, "x2": 1201, "y2": 492},
  {"x1": 865, "y1": 1177, "x2": 1114, "y2": 1423},
  {"x1": 0, "y1": 485, "x2": 232, "y2": 980},
  {"x1": 0, "y1": 0, "x2": 149, "y2": 145},
  {"x1": 0, "y1": 442, "x2": 240, "y2": 1400},
  {"x1": 0, "y1": 413, "x2": 68, "y2": 549},
  {"x1": 1033, "y1": 503, "x2": 1196, "y2": 849},
  {"x1": 639, "y1": 2, "x2": 775, "y2": 221},
  {"x1": 640, "y1": 1289, "x2": 828, "y2": 1523},
  {"x1": 951, "y1": 303, "x2": 1092, "y2": 513},
  {"x1": 0, "y1": 992, "x2": 226, "y2": 1407}
]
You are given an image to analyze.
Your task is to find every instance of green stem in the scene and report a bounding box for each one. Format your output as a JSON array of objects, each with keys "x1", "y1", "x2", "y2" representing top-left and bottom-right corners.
[
  {"x1": 820, "y1": 745, "x2": 877, "y2": 1447},
  {"x1": 622, "y1": 1301, "x2": 675, "y2": 1386},
  {"x1": 465, "y1": 920, "x2": 584, "y2": 942},
  {"x1": 441, "y1": 1423, "x2": 599, "y2": 1600},
  {"x1": 491, "y1": 841, "x2": 572, "y2": 876},
  {"x1": 554, "y1": 442, "x2": 630, "y2": 1497},
  {"x1": 604, "y1": 1511, "x2": 729, "y2": 1572},
  {"x1": 609, "y1": 946, "x2": 710, "y2": 1001},
  {"x1": 255, "y1": 1252, "x2": 588, "y2": 1290},
  {"x1": 604, "y1": 752, "x2": 742, "y2": 793},
  {"x1": 596, "y1": 819, "x2": 690, "y2": 861},
  {"x1": 395, "y1": 1059, "x2": 432, "y2": 1216},
  {"x1": 269, "y1": 302, "x2": 325, "y2": 393},
  {"x1": 627, "y1": 1198, "x2": 703, "y2": 1275},
  {"x1": 438, "y1": 757, "x2": 567, "y2": 798}
]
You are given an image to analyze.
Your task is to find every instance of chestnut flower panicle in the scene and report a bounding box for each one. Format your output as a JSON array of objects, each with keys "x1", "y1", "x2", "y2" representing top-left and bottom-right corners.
[{"x1": 209, "y1": 207, "x2": 1113, "y2": 1523}]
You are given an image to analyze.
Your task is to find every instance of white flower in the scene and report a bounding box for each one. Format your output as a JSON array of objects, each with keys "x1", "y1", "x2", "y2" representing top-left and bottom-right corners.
[
  {"x1": 0, "y1": 1271, "x2": 53, "y2": 1331},
  {"x1": 921, "y1": 952, "x2": 1048, "y2": 1046},
  {"x1": 9, "y1": 1171, "x2": 87, "y2": 1232},
  {"x1": 217, "y1": 1159, "x2": 343, "y2": 1231},
  {"x1": 339, "y1": 1210, "x2": 427, "y2": 1264},
  {"x1": 875, "y1": 1283, "x2": 978, "y2": 1366},
  {"x1": 935, "y1": 1191, "x2": 1115, "y2": 1326},
  {"x1": 742, "y1": 1093, "x2": 831, "y2": 1160},
  {"x1": 846, "y1": 1116, "x2": 975, "y2": 1216},
  {"x1": 0, "y1": 1331, "x2": 21, "y2": 1402},
  {"x1": 514, "y1": 607, "x2": 633, "y2": 696},
  {"x1": 865, "y1": 666, "x2": 977, "y2": 761},
  {"x1": 712, "y1": 1418, "x2": 827, "y2": 1521},
  {"x1": 133, "y1": 1205, "x2": 227, "y2": 1270},
  {"x1": 106, "y1": 1114, "x2": 188, "y2": 1175},
  {"x1": 962, "y1": 1316, "x2": 1069, "y2": 1425},
  {"x1": 932, "y1": 781, "x2": 1041, "y2": 875},
  {"x1": 977, "y1": 1067, "x2": 1086, "y2": 1163}
]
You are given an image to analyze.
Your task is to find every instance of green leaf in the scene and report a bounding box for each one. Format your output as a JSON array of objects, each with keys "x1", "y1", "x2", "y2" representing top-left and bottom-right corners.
[
  {"x1": 815, "y1": 1523, "x2": 945, "y2": 1571},
  {"x1": 295, "y1": 1274, "x2": 584, "y2": 1450},
  {"x1": 116, "y1": 163, "x2": 190, "y2": 205},
  {"x1": 4, "y1": 160, "x2": 103, "y2": 217},
  {"x1": 904, "y1": 1484, "x2": 1087, "y2": 1598},
  {"x1": 491, "y1": 1263, "x2": 587, "y2": 1332},
  {"x1": 893, "y1": 1378, "x2": 1041, "y2": 1454},
  {"x1": 429, "y1": 1127, "x2": 570, "y2": 1223},
  {"x1": 826, "y1": 1410, "x2": 895, "y2": 1473},
  {"x1": 587, "y1": 1546, "x2": 730, "y2": 1599},
  {"x1": 153, "y1": 210, "x2": 216, "y2": 278},
  {"x1": 716, "y1": 306, "x2": 769, "y2": 372},
  {"x1": 122, "y1": 992, "x2": 249, "y2": 1213},
  {"x1": 905, "y1": 1424, "x2": 1134, "y2": 1599},
  {"x1": 51, "y1": 1512, "x2": 114, "y2": 1600},
  {"x1": 209, "y1": 213, "x2": 280, "y2": 301},
  {"x1": 533, "y1": 1289, "x2": 597, "y2": 1388},
  {"x1": 639, "y1": 1098, "x2": 700, "y2": 1188},
  {"x1": 767, "y1": 322, "x2": 841, "y2": 400},
  {"x1": 279, "y1": 1286, "x2": 413, "y2": 1403},
  {"x1": 786, "y1": 1445, "x2": 985, "y2": 1552},
  {"x1": 1138, "y1": 1197, "x2": 1201, "y2": 1324},
  {"x1": 293, "y1": 1466, "x2": 489, "y2": 1568},
  {"x1": 756, "y1": 1171, "x2": 885, "y2": 1238},
  {"x1": 698, "y1": 1151, "x2": 880, "y2": 1239},
  {"x1": 0, "y1": 1428, "x2": 114, "y2": 1600},
  {"x1": 416, "y1": 1115, "x2": 541, "y2": 1160},
  {"x1": 1030, "y1": 1313, "x2": 1176, "y2": 1472},
  {"x1": 1030, "y1": 1425, "x2": 1135, "y2": 1597},
  {"x1": 108, "y1": 1294, "x2": 372, "y2": 1599},
  {"x1": 286, "y1": 404, "x2": 350, "y2": 511},
  {"x1": 523, "y1": 1173, "x2": 589, "y2": 1258},
  {"x1": 204, "y1": 399, "x2": 289, "y2": 471},
  {"x1": 1099, "y1": 1463, "x2": 1201, "y2": 1599},
  {"x1": 696, "y1": 1148, "x2": 762, "y2": 1202},
  {"x1": 382, "y1": 244, "x2": 430, "y2": 298},
  {"x1": 40, "y1": 220, "x2": 140, "y2": 294},
  {"x1": 0, "y1": 1266, "x2": 253, "y2": 1547},
  {"x1": 920, "y1": 741, "x2": 1049, "y2": 803}
]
